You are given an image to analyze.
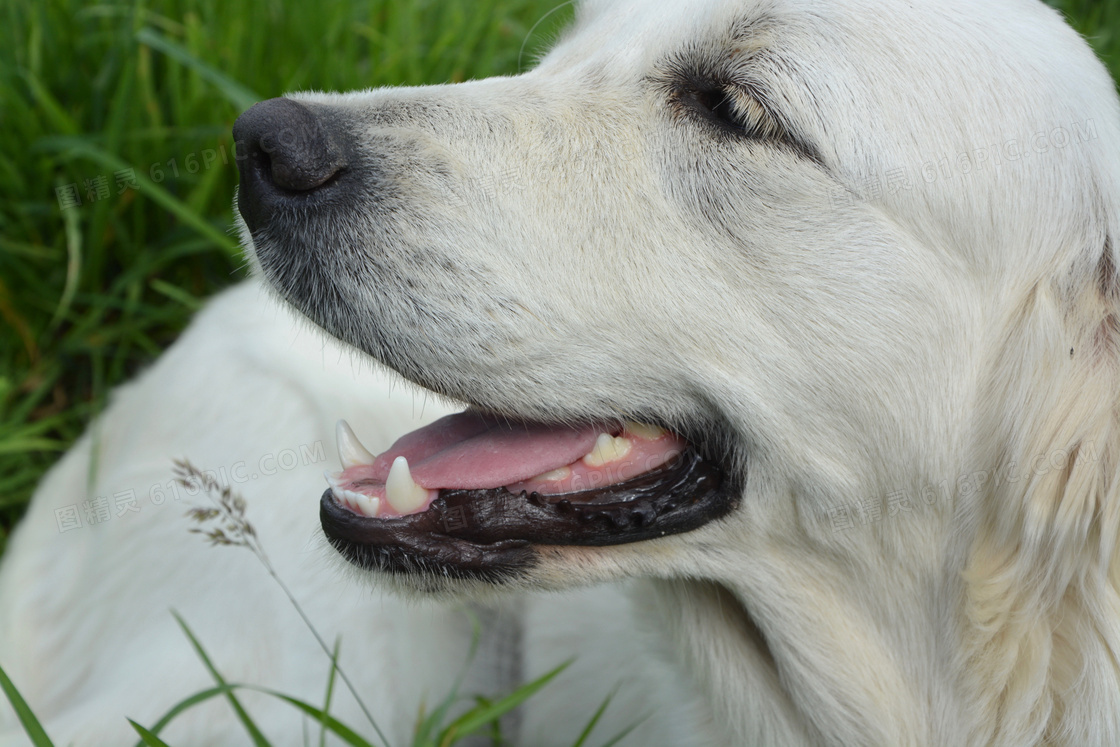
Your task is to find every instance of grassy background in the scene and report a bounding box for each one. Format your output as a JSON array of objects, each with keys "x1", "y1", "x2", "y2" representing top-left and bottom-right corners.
[{"x1": 0, "y1": 0, "x2": 1118, "y2": 557}]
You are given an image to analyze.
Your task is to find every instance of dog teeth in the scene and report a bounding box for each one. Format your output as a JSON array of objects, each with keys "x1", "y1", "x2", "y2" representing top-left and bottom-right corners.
[
  {"x1": 583, "y1": 433, "x2": 633, "y2": 467},
  {"x1": 336, "y1": 419, "x2": 376, "y2": 468},
  {"x1": 531, "y1": 466, "x2": 572, "y2": 482},
  {"x1": 385, "y1": 456, "x2": 429, "y2": 513},
  {"x1": 624, "y1": 421, "x2": 667, "y2": 440},
  {"x1": 342, "y1": 488, "x2": 380, "y2": 517},
  {"x1": 324, "y1": 471, "x2": 381, "y2": 517},
  {"x1": 353, "y1": 491, "x2": 380, "y2": 517}
]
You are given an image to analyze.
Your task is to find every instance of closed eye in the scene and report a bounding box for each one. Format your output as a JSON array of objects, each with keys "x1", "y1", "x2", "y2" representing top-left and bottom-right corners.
[
  {"x1": 668, "y1": 65, "x2": 785, "y2": 143},
  {"x1": 681, "y1": 85, "x2": 750, "y2": 132},
  {"x1": 662, "y1": 66, "x2": 822, "y2": 164}
]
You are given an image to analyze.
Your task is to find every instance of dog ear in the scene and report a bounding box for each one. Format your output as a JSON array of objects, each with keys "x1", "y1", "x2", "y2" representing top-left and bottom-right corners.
[{"x1": 962, "y1": 232, "x2": 1120, "y2": 743}]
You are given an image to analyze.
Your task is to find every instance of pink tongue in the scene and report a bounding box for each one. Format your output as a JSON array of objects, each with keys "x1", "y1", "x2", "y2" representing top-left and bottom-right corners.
[{"x1": 369, "y1": 412, "x2": 601, "y2": 490}]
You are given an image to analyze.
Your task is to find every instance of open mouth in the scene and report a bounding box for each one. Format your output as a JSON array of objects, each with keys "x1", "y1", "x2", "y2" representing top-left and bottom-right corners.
[{"x1": 320, "y1": 411, "x2": 735, "y2": 580}]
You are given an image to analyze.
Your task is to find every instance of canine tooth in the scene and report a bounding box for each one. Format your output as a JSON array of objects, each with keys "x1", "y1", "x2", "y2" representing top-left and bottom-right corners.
[
  {"x1": 324, "y1": 470, "x2": 344, "y2": 490},
  {"x1": 532, "y1": 466, "x2": 572, "y2": 482},
  {"x1": 385, "y1": 456, "x2": 429, "y2": 513},
  {"x1": 625, "y1": 421, "x2": 667, "y2": 440},
  {"x1": 336, "y1": 420, "x2": 376, "y2": 468},
  {"x1": 583, "y1": 433, "x2": 633, "y2": 467}
]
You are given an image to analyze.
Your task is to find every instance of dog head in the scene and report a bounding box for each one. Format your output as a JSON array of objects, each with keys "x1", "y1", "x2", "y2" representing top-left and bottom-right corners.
[{"x1": 235, "y1": 0, "x2": 1120, "y2": 741}]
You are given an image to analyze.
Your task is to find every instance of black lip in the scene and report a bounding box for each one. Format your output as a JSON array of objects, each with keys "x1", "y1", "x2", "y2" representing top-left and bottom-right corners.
[{"x1": 320, "y1": 448, "x2": 735, "y2": 581}]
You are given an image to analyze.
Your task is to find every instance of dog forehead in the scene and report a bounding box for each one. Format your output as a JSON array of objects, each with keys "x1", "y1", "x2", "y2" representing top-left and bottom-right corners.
[
  {"x1": 551, "y1": 0, "x2": 1075, "y2": 79},
  {"x1": 552, "y1": 0, "x2": 1112, "y2": 156},
  {"x1": 541, "y1": 0, "x2": 770, "y2": 76},
  {"x1": 541, "y1": 0, "x2": 1082, "y2": 151},
  {"x1": 533, "y1": 0, "x2": 1119, "y2": 276}
]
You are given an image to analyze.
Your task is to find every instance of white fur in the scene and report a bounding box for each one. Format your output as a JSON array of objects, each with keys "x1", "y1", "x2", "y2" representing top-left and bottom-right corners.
[
  {"x1": 4, "y1": 0, "x2": 1120, "y2": 744},
  {"x1": 0, "y1": 283, "x2": 709, "y2": 746}
]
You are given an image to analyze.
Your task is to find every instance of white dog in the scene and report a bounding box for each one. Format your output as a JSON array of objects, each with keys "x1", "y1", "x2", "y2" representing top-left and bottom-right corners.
[{"x1": 4, "y1": 0, "x2": 1120, "y2": 744}]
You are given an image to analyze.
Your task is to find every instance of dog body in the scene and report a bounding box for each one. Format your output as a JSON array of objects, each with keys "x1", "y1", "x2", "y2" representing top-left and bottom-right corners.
[
  {"x1": 4, "y1": 0, "x2": 1120, "y2": 744},
  {"x1": 0, "y1": 282, "x2": 710, "y2": 746}
]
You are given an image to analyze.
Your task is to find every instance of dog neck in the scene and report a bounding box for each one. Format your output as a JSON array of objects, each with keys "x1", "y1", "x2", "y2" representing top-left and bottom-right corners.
[
  {"x1": 645, "y1": 565, "x2": 972, "y2": 746},
  {"x1": 644, "y1": 441, "x2": 1120, "y2": 747}
]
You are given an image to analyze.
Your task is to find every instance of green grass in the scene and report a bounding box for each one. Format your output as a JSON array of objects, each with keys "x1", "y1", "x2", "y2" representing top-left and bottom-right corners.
[
  {"x1": 0, "y1": 0, "x2": 575, "y2": 553},
  {"x1": 1, "y1": 614, "x2": 635, "y2": 747}
]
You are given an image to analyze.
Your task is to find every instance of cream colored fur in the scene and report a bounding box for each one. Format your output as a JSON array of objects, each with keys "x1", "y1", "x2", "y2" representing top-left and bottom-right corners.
[{"x1": 3, "y1": 0, "x2": 1120, "y2": 745}]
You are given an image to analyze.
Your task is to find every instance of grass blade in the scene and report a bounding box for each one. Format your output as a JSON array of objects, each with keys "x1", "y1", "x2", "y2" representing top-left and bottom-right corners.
[
  {"x1": 135, "y1": 27, "x2": 259, "y2": 111},
  {"x1": 171, "y1": 611, "x2": 273, "y2": 747},
  {"x1": 40, "y1": 138, "x2": 240, "y2": 257},
  {"x1": 570, "y1": 691, "x2": 615, "y2": 747},
  {"x1": 411, "y1": 610, "x2": 485, "y2": 747},
  {"x1": 436, "y1": 659, "x2": 572, "y2": 747},
  {"x1": 149, "y1": 278, "x2": 204, "y2": 311},
  {"x1": 239, "y1": 686, "x2": 376, "y2": 747},
  {"x1": 174, "y1": 463, "x2": 391, "y2": 747},
  {"x1": 319, "y1": 638, "x2": 342, "y2": 747},
  {"x1": 128, "y1": 684, "x2": 236, "y2": 747},
  {"x1": 0, "y1": 661, "x2": 56, "y2": 747},
  {"x1": 593, "y1": 718, "x2": 646, "y2": 747},
  {"x1": 128, "y1": 719, "x2": 174, "y2": 747},
  {"x1": 0, "y1": 438, "x2": 67, "y2": 455},
  {"x1": 18, "y1": 69, "x2": 79, "y2": 136},
  {"x1": 48, "y1": 183, "x2": 82, "y2": 329}
]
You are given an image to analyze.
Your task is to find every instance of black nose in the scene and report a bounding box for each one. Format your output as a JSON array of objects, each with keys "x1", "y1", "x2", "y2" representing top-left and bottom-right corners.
[{"x1": 233, "y1": 97, "x2": 348, "y2": 230}]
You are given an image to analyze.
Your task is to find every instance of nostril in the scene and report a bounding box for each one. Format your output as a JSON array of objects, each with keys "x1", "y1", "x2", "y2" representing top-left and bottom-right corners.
[
  {"x1": 267, "y1": 138, "x2": 341, "y2": 191},
  {"x1": 233, "y1": 98, "x2": 348, "y2": 220}
]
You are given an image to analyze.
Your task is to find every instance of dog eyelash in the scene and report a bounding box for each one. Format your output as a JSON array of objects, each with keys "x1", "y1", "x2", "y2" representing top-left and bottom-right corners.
[
  {"x1": 668, "y1": 75, "x2": 824, "y2": 166},
  {"x1": 675, "y1": 81, "x2": 782, "y2": 141},
  {"x1": 656, "y1": 52, "x2": 824, "y2": 162},
  {"x1": 684, "y1": 86, "x2": 746, "y2": 131}
]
